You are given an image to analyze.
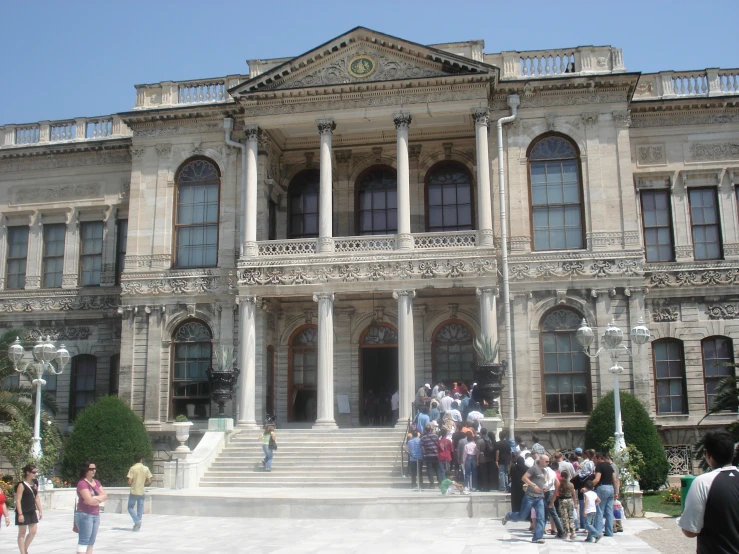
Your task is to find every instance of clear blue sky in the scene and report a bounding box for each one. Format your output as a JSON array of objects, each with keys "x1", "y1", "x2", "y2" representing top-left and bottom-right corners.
[{"x1": 1, "y1": 0, "x2": 736, "y2": 125}]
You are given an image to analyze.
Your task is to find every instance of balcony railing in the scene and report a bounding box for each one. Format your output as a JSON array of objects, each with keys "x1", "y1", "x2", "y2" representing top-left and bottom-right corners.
[
  {"x1": 0, "y1": 116, "x2": 130, "y2": 148},
  {"x1": 134, "y1": 75, "x2": 248, "y2": 110},
  {"x1": 633, "y1": 69, "x2": 739, "y2": 101},
  {"x1": 486, "y1": 46, "x2": 625, "y2": 80}
]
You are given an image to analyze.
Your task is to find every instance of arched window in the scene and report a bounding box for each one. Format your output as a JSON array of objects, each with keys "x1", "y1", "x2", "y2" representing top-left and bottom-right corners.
[
  {"x1": 652, "y1": 338, "x2": 687, "y2": 414},
  {"x1": 702, "y1": 336, "x2": 735, "y2": 410},
  {"x1": 528, "y1": 134, "x2": 584, "y2": 251},
  {"x1": 288, "y1": 170, "x2": 320, "y2": 238},
  {"x1": 425, "y1": 162, "x2": 474, "y2": 232},
  {"x1": 70, "y1": 354, "x2": 97, "y2": 421},
  {"x1": 356, "y1": 166, "x2": 397, "y2": 235},
  {"x1": 432, "y1": 321, "x2": 476, "y2": 385},
  {"x1": 289, "y1": 326, "x2": 318, "y2": 422},
  {"x1": 171, "y1": 320, "x2": 212, "y2": 419},
  {"x1": 174, "y1": 159, "x2": 220, "y2": 268},
  {"x1": 540, "y1": 309, "x2": 590, "y2": 414}
]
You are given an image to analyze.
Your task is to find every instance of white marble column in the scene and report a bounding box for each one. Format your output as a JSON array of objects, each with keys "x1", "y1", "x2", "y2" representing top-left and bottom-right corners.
[
  {"x1": 393, "y1": 112, "x2": 413, "y2": 250},
  {"x1": 244, "y1": 126, "x2": 259, "y2": 257},
  {"x1": 476, "y1": 286, "x2": 498, "y2": 352},
  {"x1": 317, "y1": 119, "x2": 335, "y2": 253},
  {"x1": 472, "y1": 108, "x2": 494, "y2": 247},
  {"x1": 237, "y1": 295, "x2": 258, "y2": 428},
  {"x1": 313, "y1": 292, "x2": 337, "y2": 427},
  {"x1": 393, "y1": 289, "x2": 415, "y2": 424}
]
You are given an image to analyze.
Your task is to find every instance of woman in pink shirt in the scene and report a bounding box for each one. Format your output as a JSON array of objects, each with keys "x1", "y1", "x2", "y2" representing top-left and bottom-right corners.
[{"x1": 75, "y1": 461, "x2": 108, "y2": 554}]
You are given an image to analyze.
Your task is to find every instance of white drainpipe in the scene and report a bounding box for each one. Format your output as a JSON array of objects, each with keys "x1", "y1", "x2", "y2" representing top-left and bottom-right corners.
[
  {"x1": 496, "y1": 94, "x2": 520, "y2": 440},
  {"x1": 224, "y1": 118, "x2": 247, "y2": 255}
]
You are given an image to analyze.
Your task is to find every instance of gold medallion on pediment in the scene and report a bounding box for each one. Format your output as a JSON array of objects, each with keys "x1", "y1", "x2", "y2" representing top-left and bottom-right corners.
[{"x1": 348, "y1": 55, "x2": 377, "y2": 79}]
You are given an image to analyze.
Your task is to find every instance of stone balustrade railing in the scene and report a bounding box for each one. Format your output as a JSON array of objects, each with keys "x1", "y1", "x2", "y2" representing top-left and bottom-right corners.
[
  {"x1": 254, "y1": 230, "x2": 479, "y2": 258},
  {"x1": 633, "y1": 68, "x2": 739, "y2": 100},
  {"x1": 0, "y1": 116, "x2": 130, "y2": 148},
  {"x1": 134, "y1": 75, "x2": 248, "y2": 110},
  {"x1": 486, "y1": 46, "x2": 625, "y2": 80}
]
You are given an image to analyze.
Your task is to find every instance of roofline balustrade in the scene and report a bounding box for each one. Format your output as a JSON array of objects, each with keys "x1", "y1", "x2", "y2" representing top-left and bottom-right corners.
[
  {"x1": 634, "y1": 69, "x2": 739, "y2": 101},
  {"x1": 485, "y1": 45, "x2": 626, "y2": 80},
  {"x1": 134, "y1": 75, "x2": 248, "y2": 110},
  {"x1": 0, "y1": 115, "x2": 131, "y2": 149}
]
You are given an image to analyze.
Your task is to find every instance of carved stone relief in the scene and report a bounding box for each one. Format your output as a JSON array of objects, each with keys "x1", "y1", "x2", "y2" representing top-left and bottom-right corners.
[
  {"x1": 650, "y1": 305, "x2": 679, "y2": 322},
  {"x1": 689, "y1": 142, "x2": 739, "y2": 161},
  {"x1": 11, "y1": 183, "x2": 103, "y2": 206},
  {"x1": 0, "y1": 151, "x2": 131, "y2": 174},
  {"x1": 706, "y1": 304, "x2": 739, "y2": 319},
  {"x1": 0, "y1": 294, "x2": 118, "y2": 313},
  {"x1": 636, "y1": 145, "x2": 665, "y2": 166},
  {"x1": 27, "y1": 327, "x2": 92, "y2": 341}
]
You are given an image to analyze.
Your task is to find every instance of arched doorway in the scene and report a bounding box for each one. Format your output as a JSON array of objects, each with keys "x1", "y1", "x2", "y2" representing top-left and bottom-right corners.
[
  {"x1": 359, "y1": 322, "x2": 398, "y2": 426},
  {"x1": 288, "y1": 325, "x2": 318, "y2": 422}
]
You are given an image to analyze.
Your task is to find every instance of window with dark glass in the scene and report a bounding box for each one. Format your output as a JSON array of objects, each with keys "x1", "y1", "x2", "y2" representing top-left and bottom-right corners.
[
  {"x1": 172, "y1": 321, "x2": 211, "y2": 419},
  {"x1": 115, "y1": 220, "x2": 127, "y2": 285},
  {"x1": 6, "y1": 226, "x2": 29, "y2": 290},
  {"x1": 44, "y1": 371, "x2": 57, "y2": 403},
  {"x1": 689, "y1": 188, "x2": 722, "y2": 260},
  {"x1": 356, "y1": 166, "x2": 397, "y2": 235},
  {"x1": 432, "y1": 322, "x2": 476, "y2": 385},
  {"x1": 653, "y1": 339, "x2": 687, "y2": 414},
  {"x1": 79, "y1": 221, "x2": 103, "y2": 286},
  {"x1": 702, "y1": 336, "x2": 735, "y2": 410},
  {"x1": 529, "y1": 135, "x2": 584, "y2": 251},
  {"x1": 175, "y1": 159, "x2": 219, "y2": 268},
  {"x1": 42, "y1": 223, "x2": 65, "y2": 288},
  {"x1": 426, "y1": 163, "x2": 474, "y2": 232},
  {"x1": 640, "y1": 190, "x2": 674, "y2": 262},
  {"x1": 70, "y1": 354, "x2": 96, "y2": 421},
  {"x1": 109, "y1": 353, "x2": 120, "y2": 396},
  {"x1": 268, "y1": 199, "x2": 277, "y2": 241},
  {"x1": 289, "y1": 326, "x2": 318, "y2": 422},
  {"x1": 288, "y1": 170, "x2": 319, "y2": 238},
  {"x1": 541, "y1": 309, "x2": 590, "y2": 414}
]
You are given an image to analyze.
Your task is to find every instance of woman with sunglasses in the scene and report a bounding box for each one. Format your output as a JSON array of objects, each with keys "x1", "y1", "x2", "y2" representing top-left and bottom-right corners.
[
  {"x1": 15, "y1": 464, "x2": 42, "y2": 554},
  {"x1": 75, "y1": 461, "x2": 107, "y2": 554}
]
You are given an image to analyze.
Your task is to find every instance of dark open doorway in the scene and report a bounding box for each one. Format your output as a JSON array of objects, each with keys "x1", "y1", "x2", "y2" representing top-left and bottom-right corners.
[{"x1": 360, "y1": 346, "x2": 398, "y2": 426}]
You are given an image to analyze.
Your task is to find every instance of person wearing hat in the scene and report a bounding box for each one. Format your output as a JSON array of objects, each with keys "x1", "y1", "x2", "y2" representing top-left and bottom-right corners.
[
  {"x1": 416, "y1": 383, "x2": 431, "y2": 408},
  {"x1": 575, "y1": 447, "x2": 584, "y2": 465}
]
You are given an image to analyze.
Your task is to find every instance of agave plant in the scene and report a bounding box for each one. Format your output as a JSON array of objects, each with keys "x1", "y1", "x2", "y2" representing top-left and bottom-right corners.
[
  {"x1": 213, "y1": 345, "x2": 236, "y2": 372},
  {"x1": 473, "y1": 336, "x2": 500, "y2": 365}
]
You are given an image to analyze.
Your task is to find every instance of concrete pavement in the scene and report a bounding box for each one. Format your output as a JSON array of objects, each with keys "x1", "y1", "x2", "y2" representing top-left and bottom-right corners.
[{"x1": 0, "y1": 510, "x2": 666, "y2": 553}]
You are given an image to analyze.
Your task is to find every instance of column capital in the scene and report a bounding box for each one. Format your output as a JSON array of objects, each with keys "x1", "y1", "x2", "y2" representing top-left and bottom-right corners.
[
  {"x1": 471, "y1": 107, "x2": 490, "y2": 125},
  {"x1": 317, "y1": 119, "x2": 336, "y2": 136},
  {"x1": 393, "y1": 112, "x2": 412, "y2": 130},
  {"x1": 392, "y1": 290, "x2": 416, "y2": 300},
  {"x1": 476, "y1": 286, "x2": 499, "y2": 297},
  {"x1": 245, "y1": 125, "x2": 259, "y2": 141},
  {"x1": 313, "y1": 292, "x2": 335, "y2": 303}
]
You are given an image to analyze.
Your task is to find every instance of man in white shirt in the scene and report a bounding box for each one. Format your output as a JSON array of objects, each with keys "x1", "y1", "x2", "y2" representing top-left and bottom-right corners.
[
  {"x1": 544, "y1": 464, "x2": 564, "y2": 537},
  {"x1": 439, "y1": 393, "x2": 454, "y2": 413},
  {"x1": 680, "y1": 429, "x2": 739, "y2": 553},
  {"x1": 391, "y1": 391, "x2": 399, "y2": 424},
  {"x1": 467, "y1": 404, "x2": 484, "y2": 432}
]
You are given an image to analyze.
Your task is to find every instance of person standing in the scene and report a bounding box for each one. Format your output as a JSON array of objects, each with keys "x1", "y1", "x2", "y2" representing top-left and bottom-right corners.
[
  {"x1": 591, "y1": 452, "x2": 618, "y2": 538},
  {"x1": 475, "y1": 430, "x2": 490, "y2": 492},
  {"x1": 406, "y1": 432, "x2": 424, "y2": 488},
  {"x1": 680, "y1": 428, "x2": 739, "y2": 553},
  {"x1": 496, "y1": 429, "x2": 512, "y2": 492},
  {"x1": 557, "y1": 470, "x2": 577, "y2": 540},
  {"x1": 420, "y1": 424, "x2": 441, "y2": 488},
  {"x1": 76, "y1": 461, "x2": 108, "y2": 554},
  {"x1": 0, "y1": 486, "x2": 10, "y2": 528},
  {"x1": 581, "y1": 481, "x2": 601, "y2": 543},
  {"x1": 14, "y1": 464, "x2": 41, "y2": 554},
  {"x1": 416, "y1": 383, "x2": 430, "y2": 408},
  {"x1": 544, "y1": 461, "x2": 564, "y2": 538},
  {"x1": 259, "y1": 424, "x2": 276, "y2": 472},
  {"x1": 391, "y1": 390, "x2": 399, "y2": 424},
  {"x1": 502, "y1": 454, "x2": 550, "y2": 544},
  {"x1": 462, "y1": 433, "x2": 478, "y2": 494},
  {"x1": 126, "y1": 454, "x2": 153, "y2": 532}
]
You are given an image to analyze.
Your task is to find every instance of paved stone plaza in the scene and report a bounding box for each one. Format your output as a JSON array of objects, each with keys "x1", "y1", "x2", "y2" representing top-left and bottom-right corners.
[{"x1": 0, "y1": 510, "x2": 677, "y2": 553}]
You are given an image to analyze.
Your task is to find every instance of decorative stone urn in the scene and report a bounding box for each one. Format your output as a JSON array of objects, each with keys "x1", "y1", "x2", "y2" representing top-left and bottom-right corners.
[
  {"x1": 472, "y1": 361, "x2": 506, "y2": 411},
  {"x1": 173, "y1": 421, "x2": 194, "y2": 452},
  {"x1": 206, "y1": 365, "x2": 240, "y2": 417}
]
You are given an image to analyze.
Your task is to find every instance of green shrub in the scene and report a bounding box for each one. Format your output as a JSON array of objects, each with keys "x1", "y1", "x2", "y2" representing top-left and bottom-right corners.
[
  {"x1": 584, "y1": 391, "x2": 669, "y2": 490},
  {"x1": 62, "y1": 396, "x2": 152, "y2": 486}
]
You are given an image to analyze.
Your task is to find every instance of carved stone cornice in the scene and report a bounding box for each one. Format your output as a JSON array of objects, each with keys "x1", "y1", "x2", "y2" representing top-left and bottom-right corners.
[
  {"x1": 646, "y1": 264, "x2": 739, "y2": 288},
  {"x1": 26, "y1": 327, "x2": 92, "y2": 340},
  {"x1": 490, "y1": 87, "x2": 629, "y2": 110},
  {"x1": 508, "y1": 257, "x2": 644, "y2": 282},
  {"x1": 120, "y1": 268, "x2": 236, "y2": 297},
  {"x1": 0, "y1": 147, "x2": 132, "y2": 173},
  {"x1": 0, "y1": 291, "x2": 118, "y2": 313},
  {"x1": 129, "y1": 119, "x2": 225, "y2": 138},
  {"x1": 631, "y1": 109, "x2": 739, "y2": 129}
]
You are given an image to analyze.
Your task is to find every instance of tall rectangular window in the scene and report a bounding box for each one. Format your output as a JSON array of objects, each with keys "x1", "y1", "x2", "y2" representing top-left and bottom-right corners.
[
  {"x1": 689, "y1": 188, "x2": 722, "y2": 260},
  {"x1": 115, "y1": 220, "x2": 127, "y2": 285},
  {"x1": 6, "y1": 226, "x2": 29, "y2": 289},
  {"x1": 79, "y1": 221, "x2": 103, "y2": 286},
  {"x1": 42, "y1": 223, "x2": 66, "y2": 288},
  {"x1": 640, "y1": 190, "x2": 674, "y2": 262},
  {"x1": 653, "y1": 339, "x2": 687, "y2": 414},
  {"x1": 70, "y1": 355, "x2": 96, "y2": 421}
]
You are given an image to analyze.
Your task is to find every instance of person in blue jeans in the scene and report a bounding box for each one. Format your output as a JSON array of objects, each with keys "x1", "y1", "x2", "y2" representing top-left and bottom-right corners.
[
  {"x1": 591, "y1": 451, "x2": 618, "y2": 537},
  {"x1": 502, "y1": 454, "x2": 550, "y2": 544},
  {"x1": 126, "y1": 454, "x2": 152, "y2": 532},
  {"x1": 259, "y1": 425, "x2": 276, "y2": 471},
  {"x1": 495, "y1": 429, "x2": 512, "y2": 492},
  {"x1": 581, "y1": 481, "x2": 602, "y2": 542}
]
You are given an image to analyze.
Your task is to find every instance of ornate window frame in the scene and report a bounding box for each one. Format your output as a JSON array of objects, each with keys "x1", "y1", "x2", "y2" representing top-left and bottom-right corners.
[
  {"x1": 287, "y1": 169, "x2": 320, "y2": 239},
  {"x1": 69, "y1": 354, "x2": 97, "y2": 421},
  {"x1": 652, "y1": 338, "x2": 688, "y2": 415},
  {"x1": 701, "y1": 335, "x2": 735, "y2": 411},
  {"x1": 354, "y1": 165, "x2": 398, "y2": 236},
  {"x1": 288, "y1": 324, "x2": 318, "y2": 422},
  {"x1": 431, "y1": 319, "x2": 476, "y2": 386},
  {"x1": 170, "y1": 319, "x2": 213, "y2": 420},
  {"x1": 424, "y1": 161, "x2": 475, "y2": 232}
]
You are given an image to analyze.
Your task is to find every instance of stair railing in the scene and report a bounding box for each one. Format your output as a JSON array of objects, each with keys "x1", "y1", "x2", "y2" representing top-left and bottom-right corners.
[{"x1": 398, "y1": 402, "x2": 420, "y2": 478}]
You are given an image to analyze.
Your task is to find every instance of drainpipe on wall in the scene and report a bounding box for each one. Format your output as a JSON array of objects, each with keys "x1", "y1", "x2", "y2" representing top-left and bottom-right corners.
[
  {"x1": 495, "y1": 94, "x2": 520, "y2": 440},
  {"x1": 224, "y1": 118, "x2": 247, "y2": 255}
]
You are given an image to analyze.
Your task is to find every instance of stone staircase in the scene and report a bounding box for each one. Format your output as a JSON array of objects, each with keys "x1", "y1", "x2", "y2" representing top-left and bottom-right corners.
[{"x1": 200, "y1": 427, "x2": 409, "y2": 487}]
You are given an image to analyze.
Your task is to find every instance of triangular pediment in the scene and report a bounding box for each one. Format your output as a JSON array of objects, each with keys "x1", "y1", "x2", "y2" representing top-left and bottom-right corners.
[{"x1": 232, "y1": 27, "x2": 496, "y2": 96}]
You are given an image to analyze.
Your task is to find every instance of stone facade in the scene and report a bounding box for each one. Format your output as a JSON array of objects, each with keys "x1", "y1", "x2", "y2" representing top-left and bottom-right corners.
[{"x1": 1, "y1": 28, "x2": 737, "y2": 462}]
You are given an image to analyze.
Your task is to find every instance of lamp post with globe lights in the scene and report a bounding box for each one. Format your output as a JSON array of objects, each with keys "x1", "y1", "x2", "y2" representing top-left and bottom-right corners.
[
  {"x1": 575, "y1": 318, "x2": 651, "y2": 453},
  {"x1": 7, "y1": 335, "x2": 70, "y2": 460}
]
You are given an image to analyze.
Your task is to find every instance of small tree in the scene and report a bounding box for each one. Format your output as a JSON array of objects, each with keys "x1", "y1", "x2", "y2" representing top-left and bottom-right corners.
[
  {"x1": 62, "y1": 396, "x2": 152, "y2": 486},
  {"x1": 0, "y1": 417, "x2": 33, "y2": 482},
  {"x1": 695, "y1": 373, "x2": 739, "y2": 468},
  {"x1": 584, "y1": 391, "x2": 669, "y2": 490}
]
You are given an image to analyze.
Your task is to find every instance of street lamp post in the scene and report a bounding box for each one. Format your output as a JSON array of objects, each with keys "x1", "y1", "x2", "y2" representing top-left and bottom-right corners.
[
  {"x1": 7, "y1": 336, "x2": 70, "y2": 460},
  {"x1": 575, "y1": 318, "x2": 651, "y2": 453}
]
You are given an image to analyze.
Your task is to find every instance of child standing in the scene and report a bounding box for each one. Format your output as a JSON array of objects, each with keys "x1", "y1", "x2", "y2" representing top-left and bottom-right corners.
[{"x1": 582, "y1": 482, "x2": 602, "y2": 543}]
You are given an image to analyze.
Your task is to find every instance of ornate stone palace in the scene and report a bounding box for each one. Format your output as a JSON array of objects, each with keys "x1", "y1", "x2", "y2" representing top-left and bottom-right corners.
[{"x1": 1, "y1": 28, "x2": 737, "y2": 461}]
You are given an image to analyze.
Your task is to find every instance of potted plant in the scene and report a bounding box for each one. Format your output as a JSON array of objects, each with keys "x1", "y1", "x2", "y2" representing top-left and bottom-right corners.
[
  {"x1": 173, "y1": 414, "x2": 193, "y2": 452},
  {"x1": 472, "y1": 337, "x2": 506, "y2": 411}
]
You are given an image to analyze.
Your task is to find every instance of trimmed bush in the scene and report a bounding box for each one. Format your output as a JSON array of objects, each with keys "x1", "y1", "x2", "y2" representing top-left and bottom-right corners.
[
  {"x1": 584, "y1": 391, "x2": 669, "y2": 490},
  {"x1": 62, "y1": 396, "x2": 152, "y2": 486}
]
